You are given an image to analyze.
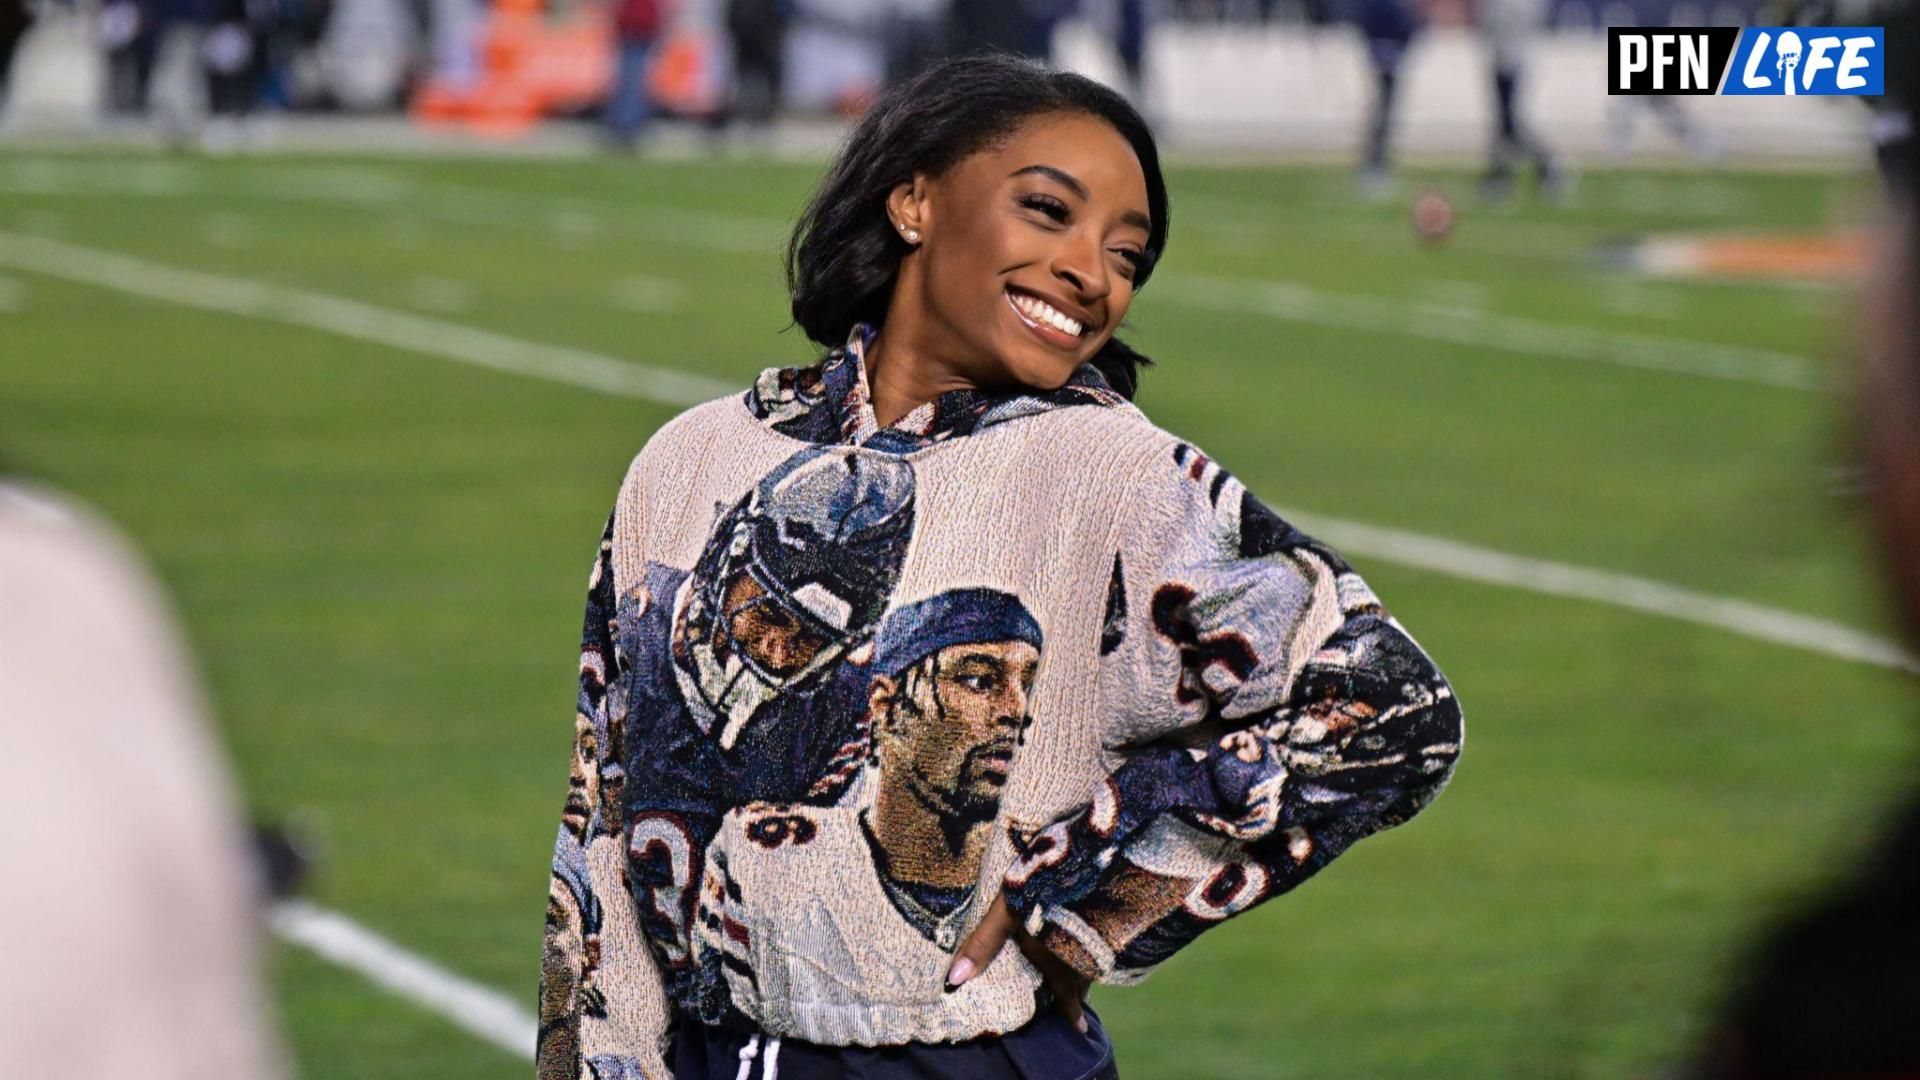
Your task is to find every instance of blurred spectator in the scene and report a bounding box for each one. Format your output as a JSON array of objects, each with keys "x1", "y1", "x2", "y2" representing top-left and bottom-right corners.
[
  {"x1": 881, "y1": 0, "x2": 950, "y2": 88},
  {"x1": 0, "y1": 476, "x2": 289, "y2": 1079},
  {"x1": 202, "y1": 0, "x2": 279, "y2": 149},
  {"x1": 1686, "y1": 16, "x2": 1920, "y2": 1078},
  {"x1": 0, "y1": 0, "x2": 29, "y2": 112},
  {"x1": 606, "y1": 0, "x2": 669, "y2": 147},
  {"x1": 952, "y1": 0, "x2": 1059, "y2": 58},
  {"x1": 101, "y1": 0, "x2": 175, "y2": 117},
  {"x1": 724, "y1": 0, "x2": 791, "y2": 129},
  {"x1": 1773, "y1": 0, "x2": 1913, "y2": 189},
  {"x1": 1356, "y1": 0, "x2": 1421, "y2": 198},
  {"x1": 1603, "y1": 1, "x2": 1719, "y2": 161},
  {"x1": 1114, "y1": 0, "x2": 1149, "y2": 105},
  {"x1": 1475, "y1": 0, "x2": 1560, "y2": 200}
]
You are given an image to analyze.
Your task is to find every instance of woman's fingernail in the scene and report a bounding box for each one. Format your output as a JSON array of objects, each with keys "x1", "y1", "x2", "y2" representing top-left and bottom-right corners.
[
  {"x1": 944, "y1": 956, "x2": 975, "y2": 991},
  {"x1": 1075, "y1": 1015, "x2": 1089, "y2": 1035}
]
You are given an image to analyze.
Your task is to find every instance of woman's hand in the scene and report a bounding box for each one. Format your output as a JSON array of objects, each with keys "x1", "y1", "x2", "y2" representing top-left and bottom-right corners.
[{"x1": 945, "y1": 892, "x2": 1093, "y2": 1034}]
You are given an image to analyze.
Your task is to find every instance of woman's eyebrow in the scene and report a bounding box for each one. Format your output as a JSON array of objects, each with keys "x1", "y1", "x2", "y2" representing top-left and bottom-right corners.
[
  {"x1": 1010, "y1": 164, "x2": 1151, "y2": 232},
  {"x1": 1010, "y1": 163, "x2": 1087, "y2": 198}
]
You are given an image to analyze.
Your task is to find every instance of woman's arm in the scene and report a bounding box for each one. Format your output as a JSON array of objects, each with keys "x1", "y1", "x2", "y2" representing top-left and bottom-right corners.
[
  {"x1": 539, "y1": 507, "x2": 674, "y2": 1080},
  {"x1": 988, "y1": 439, "x2": 1464, "y2": 986}
]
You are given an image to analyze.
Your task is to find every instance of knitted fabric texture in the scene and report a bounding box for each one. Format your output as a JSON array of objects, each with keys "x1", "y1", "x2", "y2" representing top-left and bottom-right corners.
[{"x1": 537, "y1": 325, "x2": 1464, "y2": 1079}]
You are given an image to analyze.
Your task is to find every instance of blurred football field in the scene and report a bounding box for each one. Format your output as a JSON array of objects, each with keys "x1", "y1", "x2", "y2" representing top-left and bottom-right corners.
[{"x1": 3, "y1": 151, "x2": 1916, "y2": 1079}]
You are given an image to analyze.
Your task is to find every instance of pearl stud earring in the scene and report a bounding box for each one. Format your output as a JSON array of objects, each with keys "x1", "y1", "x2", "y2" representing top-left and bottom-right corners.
[{"x1": 902, "y1": 227, "x2": 920, "y2": 243}]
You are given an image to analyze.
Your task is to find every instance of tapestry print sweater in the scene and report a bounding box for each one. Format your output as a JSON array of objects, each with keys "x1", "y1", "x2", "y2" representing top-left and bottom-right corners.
[{"x1": 539, "y1": 325, "x2": 1463, "y2": 1079}]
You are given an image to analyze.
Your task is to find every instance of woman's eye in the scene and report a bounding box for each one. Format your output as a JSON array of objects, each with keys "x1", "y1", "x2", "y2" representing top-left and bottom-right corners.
[
  {"x1": 1019, "y1": 194, "x2": 1069, "y2": 222},
  {"x1": 1112, "y1": 249, "x2": 1144, "y2": 278}
]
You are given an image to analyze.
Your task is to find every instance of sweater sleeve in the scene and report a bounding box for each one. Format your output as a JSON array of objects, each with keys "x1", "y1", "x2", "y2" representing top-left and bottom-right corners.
[
  {"x1": 999, "y1": 439, "x2": 1463, "y2": 985},
  {"x1": 539, "y1": 508, "x2": 674, "y2": 1080}
]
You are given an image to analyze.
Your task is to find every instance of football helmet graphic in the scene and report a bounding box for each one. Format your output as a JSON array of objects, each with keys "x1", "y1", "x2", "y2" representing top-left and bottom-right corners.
[{"x1": 675, "y1": 446, "x2": 916, "y2": 751}]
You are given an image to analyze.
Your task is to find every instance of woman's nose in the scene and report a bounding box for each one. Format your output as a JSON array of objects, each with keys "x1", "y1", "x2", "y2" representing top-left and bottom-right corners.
[{"x1": 1053, "y1": 235, "x2": 1110, "y2": 301}]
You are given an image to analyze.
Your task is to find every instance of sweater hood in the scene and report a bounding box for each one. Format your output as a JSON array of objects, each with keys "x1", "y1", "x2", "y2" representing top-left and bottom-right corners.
[{"x1": 742, "y1": 323, "x2": 1131, "y2": 454}]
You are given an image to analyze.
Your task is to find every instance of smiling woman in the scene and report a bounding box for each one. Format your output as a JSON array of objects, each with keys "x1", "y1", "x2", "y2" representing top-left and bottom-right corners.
[
  {"x1": 539, "y1": 54, "x2": 1462, "y2": 1080},
  {"x1": 786, "y1": 55, "x2": 1168, "y2": 406}
]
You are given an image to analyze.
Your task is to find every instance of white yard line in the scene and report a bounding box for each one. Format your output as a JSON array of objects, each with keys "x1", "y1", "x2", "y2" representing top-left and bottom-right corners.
[
  {"x1": 1159, "y1": 274, "x2": 1829, "y2": 392},
  {"x1": 1285, "y1": 511, "x2": 1919, "y2": 674},
  {"x1": 0, "y1": 159, "x2": 786, "y2": 255},
  {"x1": 0, "y1": 232, "x2": 737, "y2": 407},
  {"x1": 269, "y1": 901, "x2": 536, "y2": 1061},
  {"x1": 9, "y1": 230, "x2": 1915, "y2": 1056}
]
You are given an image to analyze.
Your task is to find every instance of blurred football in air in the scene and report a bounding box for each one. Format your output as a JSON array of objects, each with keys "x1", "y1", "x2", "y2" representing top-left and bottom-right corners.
[{"x1": 1412, "y1": 189, "x2": 1455, "y2": 246}]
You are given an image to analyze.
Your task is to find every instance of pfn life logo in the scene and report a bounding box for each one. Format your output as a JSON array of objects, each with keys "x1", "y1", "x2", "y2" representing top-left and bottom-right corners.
[{"x1": 1609, "y1": 27, "x2": 1884, "y2": 96}]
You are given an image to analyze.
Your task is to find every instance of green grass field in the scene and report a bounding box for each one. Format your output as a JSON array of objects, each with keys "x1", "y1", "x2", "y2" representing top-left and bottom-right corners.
[{"x1": 3, "y1": 150, "x2": 1916, "y2": 1079}]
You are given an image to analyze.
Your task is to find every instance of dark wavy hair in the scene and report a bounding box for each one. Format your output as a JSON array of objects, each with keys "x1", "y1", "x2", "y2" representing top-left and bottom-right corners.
[{"x1": 785, "y1": 53, "x2": 1171, "y2": 400}]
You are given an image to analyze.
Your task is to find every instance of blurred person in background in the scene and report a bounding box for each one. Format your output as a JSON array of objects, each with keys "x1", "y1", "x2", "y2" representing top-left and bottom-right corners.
[
  {"x1": 1113, "y1": 0, "x2": 1150, "y2": 107},
  {"x1": 0, "y1": 472, "x2": 289, "y2": 1079},
  {"x1": 0, "y1": 0, "x2": 30, "y2": 113},
  {"x1": 606, "y1": 0, "x2": 670, "y2": 148},
  {"x1": 1356, "y1": 0, "x2": 1421, "y2": 199},
  {"x1": 880, "y1": 0, "x2": 951, "y2": 88},
  {"x1": 724, "y1": 0, "x2": 791, "y2": 131},
  {"x1": 951, "y1": 0, "x2": 1060, "y2": 59},
  {"x1": 1773, "y1": 0, "x2": 1911, "y2": 188},
  {"x1": 1603, "y1": 1, "x2": 1720, "y2": 162},
  {"x1": 1686, "y1": 15, "x2": 1920, "y2": 1078},
  {"x1": 202, "y1": 0, "x2": 278, "y2": 150},
  {"x1": 539, "y1": 52, "x2": 1462, "y2": 1079},
  {"x1": 101, "y1": 0, "x2": 176, "y2": 117},
  {"x1": 1474, "y1": 0, "x2": 1560, "y2": 201}
]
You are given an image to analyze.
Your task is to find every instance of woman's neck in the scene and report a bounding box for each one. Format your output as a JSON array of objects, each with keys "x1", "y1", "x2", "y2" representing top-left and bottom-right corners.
[{"x1": 864, "y1": 315, "x2": 981, "y2": 429}]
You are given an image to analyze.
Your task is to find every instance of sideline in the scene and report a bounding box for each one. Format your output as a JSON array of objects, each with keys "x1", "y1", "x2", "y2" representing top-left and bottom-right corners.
[
  {"x1": 269, "y1": 900, "x2": 538, "y2": 1061},
  {"x1": 1289, "y1": 512, "x2": 1918, "y2": 674},
  {"x1": 0, "y1": 232, "x2": 739, "y2": 407},
  {"x1": 1159, "y1": 274, "x2": 1828, "y2": 392}
]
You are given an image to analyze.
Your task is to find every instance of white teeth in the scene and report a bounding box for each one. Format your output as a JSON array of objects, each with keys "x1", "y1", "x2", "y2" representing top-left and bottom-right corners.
[{"x1": 1010, "y1": 292, "x2": 1083, "y2": 338}]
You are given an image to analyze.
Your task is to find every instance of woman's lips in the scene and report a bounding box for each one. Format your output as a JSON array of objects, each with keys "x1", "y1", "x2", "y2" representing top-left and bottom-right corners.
[{"x1": 1005, "y1": 289, "x2": 1086, "y2": 352}]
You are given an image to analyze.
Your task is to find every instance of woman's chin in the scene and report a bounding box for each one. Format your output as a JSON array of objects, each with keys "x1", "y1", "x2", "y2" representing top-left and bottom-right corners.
[{"x1": 998, "y1": 342, "x2": 1086, "y2": 391}]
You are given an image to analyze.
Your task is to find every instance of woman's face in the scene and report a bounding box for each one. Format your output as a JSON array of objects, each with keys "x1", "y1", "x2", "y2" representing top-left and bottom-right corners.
[{"x1": 889, "y1": 111, "x2": 1153, "y2": 390}]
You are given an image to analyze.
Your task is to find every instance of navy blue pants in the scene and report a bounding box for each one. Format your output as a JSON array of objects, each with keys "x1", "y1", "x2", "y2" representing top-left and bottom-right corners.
[{"x1": 669, "y1": 1005, "x2": 1117, "y2": 1080}]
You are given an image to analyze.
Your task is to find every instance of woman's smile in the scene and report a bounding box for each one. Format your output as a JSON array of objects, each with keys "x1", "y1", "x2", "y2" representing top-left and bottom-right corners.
[{"x1": 1005, "y1": 286, "x2": 1092, "y2": 350}]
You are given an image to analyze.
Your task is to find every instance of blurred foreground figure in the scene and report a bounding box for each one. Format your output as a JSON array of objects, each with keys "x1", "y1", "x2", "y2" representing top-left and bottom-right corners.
[
  {"x1": 0, "y1": 480, "x2": 288, "y2": 1079},
  {"x1": 1688, "y1": 21, "x2": 1920, "y2": 1079}
]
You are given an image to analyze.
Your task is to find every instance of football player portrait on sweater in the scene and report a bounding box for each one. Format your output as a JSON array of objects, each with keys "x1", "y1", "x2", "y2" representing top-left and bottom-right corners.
[
  {"x1": 689, "y1": 588, "x2": 1044, "y2": 1027},
  {"x1": 561, "y1": 708, "x2": 600, "y2": 844},
  {"x1": 865, "y1": 586, "x2": 1043, "y2": 943},
  {"x1": 670, "y1": 443, "x2": 914, "y2": 778},
  {"x1": 542, "y1": 52, "x2": 1464, "y2": 1080}
]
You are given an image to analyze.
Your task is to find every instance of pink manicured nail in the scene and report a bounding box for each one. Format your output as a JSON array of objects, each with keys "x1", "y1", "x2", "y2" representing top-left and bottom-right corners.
[{"x1": 944, "y1": 957, "x2": 975, "y2": 989}]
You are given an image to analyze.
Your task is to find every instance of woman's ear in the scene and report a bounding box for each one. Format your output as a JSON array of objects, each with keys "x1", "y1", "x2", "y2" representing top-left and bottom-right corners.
[{"x1": 886, "y1": 175, "x2": 930, "y2": 243}]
